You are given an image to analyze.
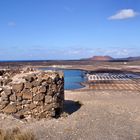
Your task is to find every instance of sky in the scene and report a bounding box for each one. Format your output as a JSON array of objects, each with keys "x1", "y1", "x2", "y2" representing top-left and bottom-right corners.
[{"x1": 0, "y1": 0, "x2": 140, "y2": 60}]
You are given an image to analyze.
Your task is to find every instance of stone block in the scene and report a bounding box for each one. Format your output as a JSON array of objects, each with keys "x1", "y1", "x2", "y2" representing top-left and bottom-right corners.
[
  {"x1": 12, "y1": 83, "x2": 24, "y2": 93},
  {"x1": 3, "y1": 104, "x2": 17, "y2": 114},
  {"x1": 38, "y1": 86, "x2": 46, "y2": 93},
  {"x1": 33, "y1": 93, "x2": 45, "y2": 101},
  {"x1": 0, "y1": 101, "x2": 9, "y2": 110},
  {"x1": 31, "y1": 80, "x2": 38, "y2": 87},
  {"x1": 3, "y1": 88, "x2": 12, "y2": 96},
  {"x1": 43, "y1": 104, "x2": 53, "y2": 111},
  {"x1": 32, "y1": 87, "x2": 38, "y2": 93},
  {"x1": 16, "y1": 92, "x2": 23, "y2": 97},
  {"x1": 24, "y1": 82, "x2": 33, "y2": 89},
  {"x1": 9, "y1": 93, "x2": 17, "y2": 102},
  {"x1": 29, "y1": 103, "x2": 36, "y2": 110},
  {"x1": 46, "y1": 77, "x2": 53, "y2": 84},
  {"x1": 22, "y1": 92, "x2": 33, "y2": 100},
  {"x1": 25, "y1": 74, "x2": 36, "y2": 82},
  {"x1": 45, "y1": 95, "x2": 52, "y2": 104}
]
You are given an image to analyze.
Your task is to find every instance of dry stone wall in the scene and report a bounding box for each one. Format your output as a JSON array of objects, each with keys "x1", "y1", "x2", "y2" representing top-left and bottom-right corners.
[{"x1": 0, "y1": 68, "x2": 64, "y2": 119}]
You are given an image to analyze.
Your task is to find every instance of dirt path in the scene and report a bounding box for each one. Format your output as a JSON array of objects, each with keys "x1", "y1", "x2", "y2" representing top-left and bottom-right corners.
[{"x1": 1, "y1": 89, "x2": 140, "y2": 140}]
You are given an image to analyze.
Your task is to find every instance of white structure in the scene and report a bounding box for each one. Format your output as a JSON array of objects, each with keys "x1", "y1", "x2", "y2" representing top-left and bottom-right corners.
[{"x1": 87, "y1": 73, "x2": 131, "y2": 81}]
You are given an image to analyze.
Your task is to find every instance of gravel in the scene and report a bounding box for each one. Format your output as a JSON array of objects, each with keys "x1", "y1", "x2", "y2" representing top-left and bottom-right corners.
[{"x1": 1, "y1": 89, "x2": 140, "y2": 140}]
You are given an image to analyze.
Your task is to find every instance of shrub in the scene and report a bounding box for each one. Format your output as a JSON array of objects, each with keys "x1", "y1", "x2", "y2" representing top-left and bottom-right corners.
[{"x1": 0, "y1": 127, "x2": 36, "y2": 140}]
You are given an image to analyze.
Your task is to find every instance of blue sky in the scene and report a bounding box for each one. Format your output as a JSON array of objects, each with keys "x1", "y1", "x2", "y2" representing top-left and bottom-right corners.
[{"x1": 0, "y1": 0, "x2": 140, "y2": 60}]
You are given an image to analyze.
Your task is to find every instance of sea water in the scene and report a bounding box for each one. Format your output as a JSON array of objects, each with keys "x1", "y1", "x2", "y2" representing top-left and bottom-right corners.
[{"x1": 40, "y1": 68, "x2": 86, "y2": 90}]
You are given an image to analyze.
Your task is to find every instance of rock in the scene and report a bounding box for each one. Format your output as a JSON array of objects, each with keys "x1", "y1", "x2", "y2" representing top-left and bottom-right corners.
[
  {"x1": 38, "y1": 112, "x2": 48, "y2": 119},
  {"x1": 52, "y1": 96, "x2": 58, "y2": 102},
  {"x1": 38, "y1": 72, "x2": 45, "y2": 78},
  {"x1": 0, "y1": 87, "x2": 3, "y2": 92},
  {"x1": 0, "y1": 80, "x2": 3, "y2": 86},
  {"x1": 12, "y1": 83, "x2": 24, "y2": 93},
  {"x1": 32, "y1": 80, "x2": 40, "y2": 87},
  {"x1": 12, "y1": 113, "x2": 25, "y2": 119},
  {"x1": 3, "y1": 88, "x2": 12, "y2": 96},
  {"x1": 32, "y1": 87, "x2": 38, "y2": 93},
  {"x1": 52, "y1": 84, "x2": 58, "y2": 93},
  {"x1": 53, "y1": 75, "x2": 60, "y2": 84},
  {"x1": 58, "y1": 84, "x2": 64, "y2": 92},
  {"x1": 52, "y1": 103, "x2": 60, "y2": 108},
  {"x1": 22, "y1": 88, "x2": 32, "y2": 99},
  {"x1": 46, "y1": 77, "x2": 53, "y2": 84},
  {"x1": 1, "y1": 91, "x2": 9, "y2": 101},
  {"x1": 0, "y1": 70, "x2": 5, "y2": 76},
  {"x1": 43, "y1": 104, "x2": 53, "y2": 111},
  {"x1": 16, "y1": 105, "x2": 22, "y2": 111},
  {"x1": 33, "y1": 93, "x2": 45, "y2": 101},
  {"x1": 3, "y1": 104, "x2": 17, "y2": 113},
  {"x1": 38, "y1": 86, "x2": 46, "y2": 93},
  {"x1": 29, "y1": 103, "x2": 36, "y2": 109},
  {"x1": 0, "y1": 101, "x2": 9, "y2": 110},
  {"x1": 22, "y1": 88, "x2": 30, "y2": 93},
  {"x1": 45, "y1": 96, "x2": 52, "y2": 104},
  {"x1": 57, "y1": 80, "x2": 63, "y2": 85},
  {"x1": 22, "y1": 100, "x2": 31, "y2": 106},
  {"x1": 1, "y1": 96, "x2": 9, "y2": 101},
  {"x1": 1, "y1": 91, "x2": 8, "y2": 98},
  {"x1": 41, "y1": 81, "x2": 48, "y2": 86},
  {"x1": 3, "y1": 79, "x2": 12, "y2": 85},
  {"x1": 39, "y1": 79, "x2": 47, "y2": 84},
  {"x1": 1, "y1": 100, "x2": 9, "y2": 106},
  {"x1": 9, "y1": 93, "x2": 17, "y2": 101},
  {"x1": 22, "y1": 92, "x2": 33, "y2": 100},
  {"x1": 47, "y1": 89, "x2": 54, "y2": 96},
  {"x1": 17, "y1": 96, "x2": 22, "y2": 101},
  {"x1": 36, "y1": 101, "x2": 44, "y2": 106},
  {"x1": 16, "y1": 92, "x2": 23, "y2": 97},
  {"x1": 17, "y1": 108, "x2": 30, "y2": 116},
  {"x1": 24, "y1": 82, "x2": 33, "y2": 89},
  {"x1": 58, "y1": 71, "x2": 64, "y2": 79},
  {"x1": 34, "y1": 106, "x2": 43, "y2": 113},
  {"x1": 42, "y1": 74, "x2": 49, "y2": 80},
  {"x1": 0, "y1": 105, "x2": 6, "y2": 110},
  {"x1": 51, "y1": 110, "x2": 56, "y2": 117},
  {"x1": 25, "y1": 74, "x2": 35, "y2": 82}
]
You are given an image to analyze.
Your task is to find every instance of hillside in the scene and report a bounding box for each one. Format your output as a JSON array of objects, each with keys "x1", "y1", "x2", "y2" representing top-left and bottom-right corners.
[
  {"x1": 84, "y1": 56, "x2": 140, "y2": 62},
  {"x1": 87, "y1": 56, "x2": 114, "y2": 61}
]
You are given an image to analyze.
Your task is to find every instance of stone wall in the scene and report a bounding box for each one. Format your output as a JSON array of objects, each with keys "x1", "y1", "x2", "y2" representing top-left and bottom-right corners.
[{"x1": 0, "y1": 68, "x2": 64, "y2": 119}]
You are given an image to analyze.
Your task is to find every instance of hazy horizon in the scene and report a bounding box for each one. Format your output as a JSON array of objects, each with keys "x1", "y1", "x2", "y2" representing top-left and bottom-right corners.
[{"x1": 0, "y1": 55, "x2": 140, "y2": 61}]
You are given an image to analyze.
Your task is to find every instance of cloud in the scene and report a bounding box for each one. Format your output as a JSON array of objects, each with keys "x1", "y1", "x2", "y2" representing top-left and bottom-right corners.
[
  {"x1": 108, "y1": 9, "x2": 139, "y2": 20},
  {"x1": 0, "y1": 45, "x2": 139, "y2": 60},
  {"x1": 8, "y1": 21, "x2": 16, "y2": 27},
  {"x1": 103, "y1": 48, "x2": 129, "y2": 57}
]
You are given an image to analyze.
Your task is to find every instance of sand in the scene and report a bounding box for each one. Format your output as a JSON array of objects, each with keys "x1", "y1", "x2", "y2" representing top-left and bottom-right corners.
[{"x1": 1, "y1": 89, "x2": 140, "y2": 140}]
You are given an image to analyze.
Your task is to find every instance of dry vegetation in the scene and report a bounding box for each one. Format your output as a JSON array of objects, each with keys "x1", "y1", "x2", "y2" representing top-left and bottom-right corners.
[{"x1": 0, "y1": 127, "x2": 36, "y2": 140}]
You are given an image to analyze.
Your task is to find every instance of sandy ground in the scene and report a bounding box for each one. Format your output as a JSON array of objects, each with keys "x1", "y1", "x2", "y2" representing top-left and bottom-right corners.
[{"x1": 1, "y1": 89, "x2": 140, "y2": 140}]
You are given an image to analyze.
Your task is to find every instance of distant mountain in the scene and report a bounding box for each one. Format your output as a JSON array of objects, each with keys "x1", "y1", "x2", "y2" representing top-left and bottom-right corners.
[
  {"x1": 86, "y1": 56, "x2": 114, "y2": 61},
  {"x1": 83, "y1": 56, "x2": 140, "y2": 62},
  {"x1": 112, "y1": 56, "x2": 140, "y2": 62},
  {"x1": 127, "y1": 56, "x2": 140, "y2": 61}
]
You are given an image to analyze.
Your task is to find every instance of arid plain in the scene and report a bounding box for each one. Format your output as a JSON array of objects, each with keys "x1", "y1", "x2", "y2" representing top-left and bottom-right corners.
[{"x1": 0, "y1": 60, "x2": 140, "y2": 140}]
